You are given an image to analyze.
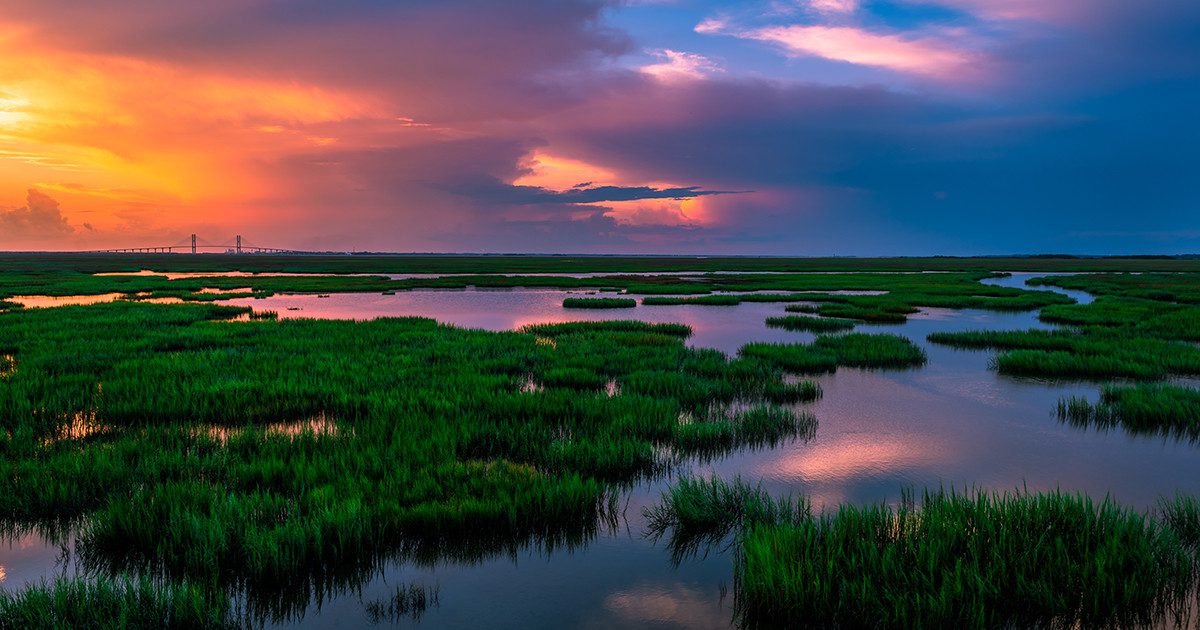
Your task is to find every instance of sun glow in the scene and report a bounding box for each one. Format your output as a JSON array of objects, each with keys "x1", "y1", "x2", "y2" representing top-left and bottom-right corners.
[
  {"x1": 0, "y1": 26, "x2": 389, "y2": 247},
  {"x1": 0, "y1": 94, "x2": 30, "y2": 129}
]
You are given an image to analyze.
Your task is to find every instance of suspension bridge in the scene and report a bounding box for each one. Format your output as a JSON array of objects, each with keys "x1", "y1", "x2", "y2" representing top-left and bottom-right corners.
[{"x1": 95, "y1": 234, "x2": 314, "y2": 254}]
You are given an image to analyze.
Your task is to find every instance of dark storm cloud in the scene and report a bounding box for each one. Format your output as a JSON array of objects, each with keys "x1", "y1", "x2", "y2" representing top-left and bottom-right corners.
[{"x1": 452, "y1": 180, "x2": 738, "y2": 205}]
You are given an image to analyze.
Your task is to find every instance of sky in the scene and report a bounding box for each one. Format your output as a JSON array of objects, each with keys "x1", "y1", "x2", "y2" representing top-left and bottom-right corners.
[{"x1": 0, "y1": 0, "x2": 1197, "y2": 255}]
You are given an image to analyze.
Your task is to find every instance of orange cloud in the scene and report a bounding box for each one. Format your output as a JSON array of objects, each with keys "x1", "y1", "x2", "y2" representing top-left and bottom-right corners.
[{"x1": 0, "y1": 27, "x2": 401, "y2": 247}]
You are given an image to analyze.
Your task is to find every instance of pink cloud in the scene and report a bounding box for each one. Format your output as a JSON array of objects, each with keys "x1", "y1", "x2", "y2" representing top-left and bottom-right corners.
[
  {"x1": 639, "y1": 49, "x2": 722, "y2": 81},
  {"x1": 747, "y1": 25, "x2": 977, "y2": 78}
]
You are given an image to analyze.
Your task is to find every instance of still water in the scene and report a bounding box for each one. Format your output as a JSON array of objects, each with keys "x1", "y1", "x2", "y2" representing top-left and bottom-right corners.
[{"x1": 3, "y1": 274, "x2": 1198, "y2": 628}]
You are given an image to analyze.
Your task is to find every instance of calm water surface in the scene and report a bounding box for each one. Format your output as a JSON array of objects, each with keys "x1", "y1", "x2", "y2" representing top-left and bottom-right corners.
[{"x1": 3, "y1": 273, "x2": 1198, "y2": 628}]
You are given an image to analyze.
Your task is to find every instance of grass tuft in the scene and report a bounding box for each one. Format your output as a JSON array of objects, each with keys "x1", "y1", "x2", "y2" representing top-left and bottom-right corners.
[
  {"x1": 1057, "y1": 384, "x2": 1200, "y2": 441},
  {"x1": 648, "y1": 481, "x2": 1200, "y2": 628},
  {"x1": 561, "y1": 297, "x2": 636, "y2": 309},
  {"x1": 642, "y1": 295, "x2": 741, "y2": 306},
  {"x1": 764, "y1": 315, "x2": 856, "y2": 333},
  {"x1": 741, "y1": 333, "x2": 926, "y2": 373},
  {"x1": 0, "y1": 576, "x2": 233, "y2": 629}
]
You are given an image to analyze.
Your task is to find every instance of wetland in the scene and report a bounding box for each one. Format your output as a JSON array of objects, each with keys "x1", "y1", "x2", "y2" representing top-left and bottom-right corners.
[{"x1": 1, "y1": 255, "x2": 1199, "y2": 628}]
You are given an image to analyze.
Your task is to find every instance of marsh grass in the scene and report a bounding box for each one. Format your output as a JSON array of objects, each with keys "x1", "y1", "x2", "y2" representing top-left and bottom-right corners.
[
  {"x1": 929, "y1": 274, "x2": 1200, "y2": 382},
  {"x1": 0, "y1": 302, "x2": 815, "y2": 621},
  {"x1": 1, "y1": 266, "x2": 1076, "y2": 321},
  {"x1": 811, "y1": 333, "x2": 927, "y2": 368},
  {"x1": 644, "y1": 477, "x2": 808, "y2": 564},
  {"x1": 0, "y1": 576, "x2": 233, "y2": 629},
  {"x1": 739, "y1": 343, "x2": 838, "y2": 374},
  {"x1": 931, "y1": 329, "x2": 1200, "y2": 380},
  {"x1": 1057, "y1": 384, "x2": 1200, "y2": 441},
  {"x1": 622, "y1": 283, "x2": 712, "y2": 295},
  {"x1": 1031, "y1": 273, "x2": 1200, "y2": 305},
  {"x1": 816, "y1": 303, "x2": 911, "y2": 324},
  {"x1": 520, "y1": 320, "x2": 691, "y2": 338},
  {"x1": 995, "y1": 338, "x2": 1200, "y2": 380},
  {"x1": 927, "y1": 329, "x2": 1078, "y2": 351},
  {"x1": 642, "y1": 295, "x2": 741, "y2": 306},
  {"x1": 561, "y1": 297, "x2": 636, "y2": 309},
  {"x1": 1161, "y1": 494, "x2": 1200, "y2": 555},
  {"x1": 764, "y1": 315, "x2": 855, "y2": 333},
  {"x1": 737, "y1": 489, "x2": 1199, "y2": 628},
  {"x1": 741, "y1": 333, "x2": 926, "y2": 373},
  {"x1": 647, "y1": 480, "x2": 1200, "y2": 629},
  {"x1": 2, "y1": 261, "x2": 1194, "y2": 624},
  {"x1": 673, "y1": 405, "x2": 818, "y2": 458}
]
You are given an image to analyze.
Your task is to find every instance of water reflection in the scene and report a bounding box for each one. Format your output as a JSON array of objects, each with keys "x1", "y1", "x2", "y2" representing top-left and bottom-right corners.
[
  {"x1": 603, "y1": 584, "x2": 728, "y2": 630},
  {"x1": 225, "y1": 289, "x2": 835, "y2": 356},
  {"x1": 981, "y1": 271, "x2": 1095, "y2": 305},
  {"x1": 8, "y1": 293, "x2": 125, "y2": 308}
]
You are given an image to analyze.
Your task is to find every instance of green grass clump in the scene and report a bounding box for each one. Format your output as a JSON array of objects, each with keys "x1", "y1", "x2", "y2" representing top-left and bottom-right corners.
[
  {"x1": 1057, "y1": 384, "x2": 1200, "y2": 440},
  {"x1": 995, "y1": 337, "x2": 1200, "y2": 380},
  {"x1": 816, "y1": 303, "x2": 911, "y2": 324},
  {"x1": 764, "y1": 315, "x2": 855, "y2": 333},
  {"x1": 642, "y1": 295, "x2": 741, "y2": 306},
  {"x1": 926, "y1": 276, "x2": 1200, "y2": 385},
  {"x1": 0, "y1": 576, "x2": 232, "y2": 629},
  {"x1": 644, "y1": 476, "x2": 809, "y2": 563},
  {"x1": 1160, "y1": 494, "x2": 1200, "y2": 554},
  {"x1": 520, "y1": 320, "x2": 691, "y2": 338},
  {"x1": 927, "y1": 329, "x2": 1078, "y2": 351},
  {"x1": 736, "y1": 489, "x2": 1198, "y2": 628},
  {"x1": 539, "y1": 367, "x2": 610, "y2": 390},
  {"x1": 1040, "y1": 297, "x2": 1167, "y2": 328},
  {"x1": 930, "y1": 325, "x2": 1200, "y2": 382},
  {"x1": 740, "y1": 333, "x2": 925, "y2": 373},
  {"x1": 561, "y1": 297, "x2": 636, "y2": 309},
  {"x1": 1031, "y1": 273, "x2": 1200, "y2": 304},
  {"x1": 739, "y1": 343, "x2": 838, "y2": 374},
  {"x1": 622, "y1": 283, "x2": 712, "y2": 295},
  {"x1": 782, "y1": 303, "x2": 820, "y2": 313},
  {"x1": 0, "y1": 300, "x2": 810, "y2": 616},
  {"x1": 813, "y1": 333, "x2": 926, "y2": 368},
  {"x1": 647, "y1": 481, "x2": 1200, "y2": 629},
  {"x1": 673, "y1": 405, "x2": 818, "y2": 456}
]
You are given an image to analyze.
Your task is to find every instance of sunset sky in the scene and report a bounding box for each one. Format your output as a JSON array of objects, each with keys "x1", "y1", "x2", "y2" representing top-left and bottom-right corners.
[{"x1": 0, "y1": 0, "x2": 1197, "y2": 254}]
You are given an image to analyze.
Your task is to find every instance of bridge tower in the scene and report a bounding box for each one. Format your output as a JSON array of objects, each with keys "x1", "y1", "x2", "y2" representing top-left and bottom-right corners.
[
  {"x1": 236, "y1": 235, "x2": 242, "y2": 254},
  {"x1": 191, "y1": 234, "x2": 197, "y2": 254}
]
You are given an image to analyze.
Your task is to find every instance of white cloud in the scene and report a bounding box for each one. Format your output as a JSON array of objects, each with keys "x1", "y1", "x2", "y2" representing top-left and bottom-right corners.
[
  {"x1": 639, "y1": 49, "x2": 723, "y2": 81},
  {"x1": 694, "y1": 16, "x2": 730, "y2": 34}
]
